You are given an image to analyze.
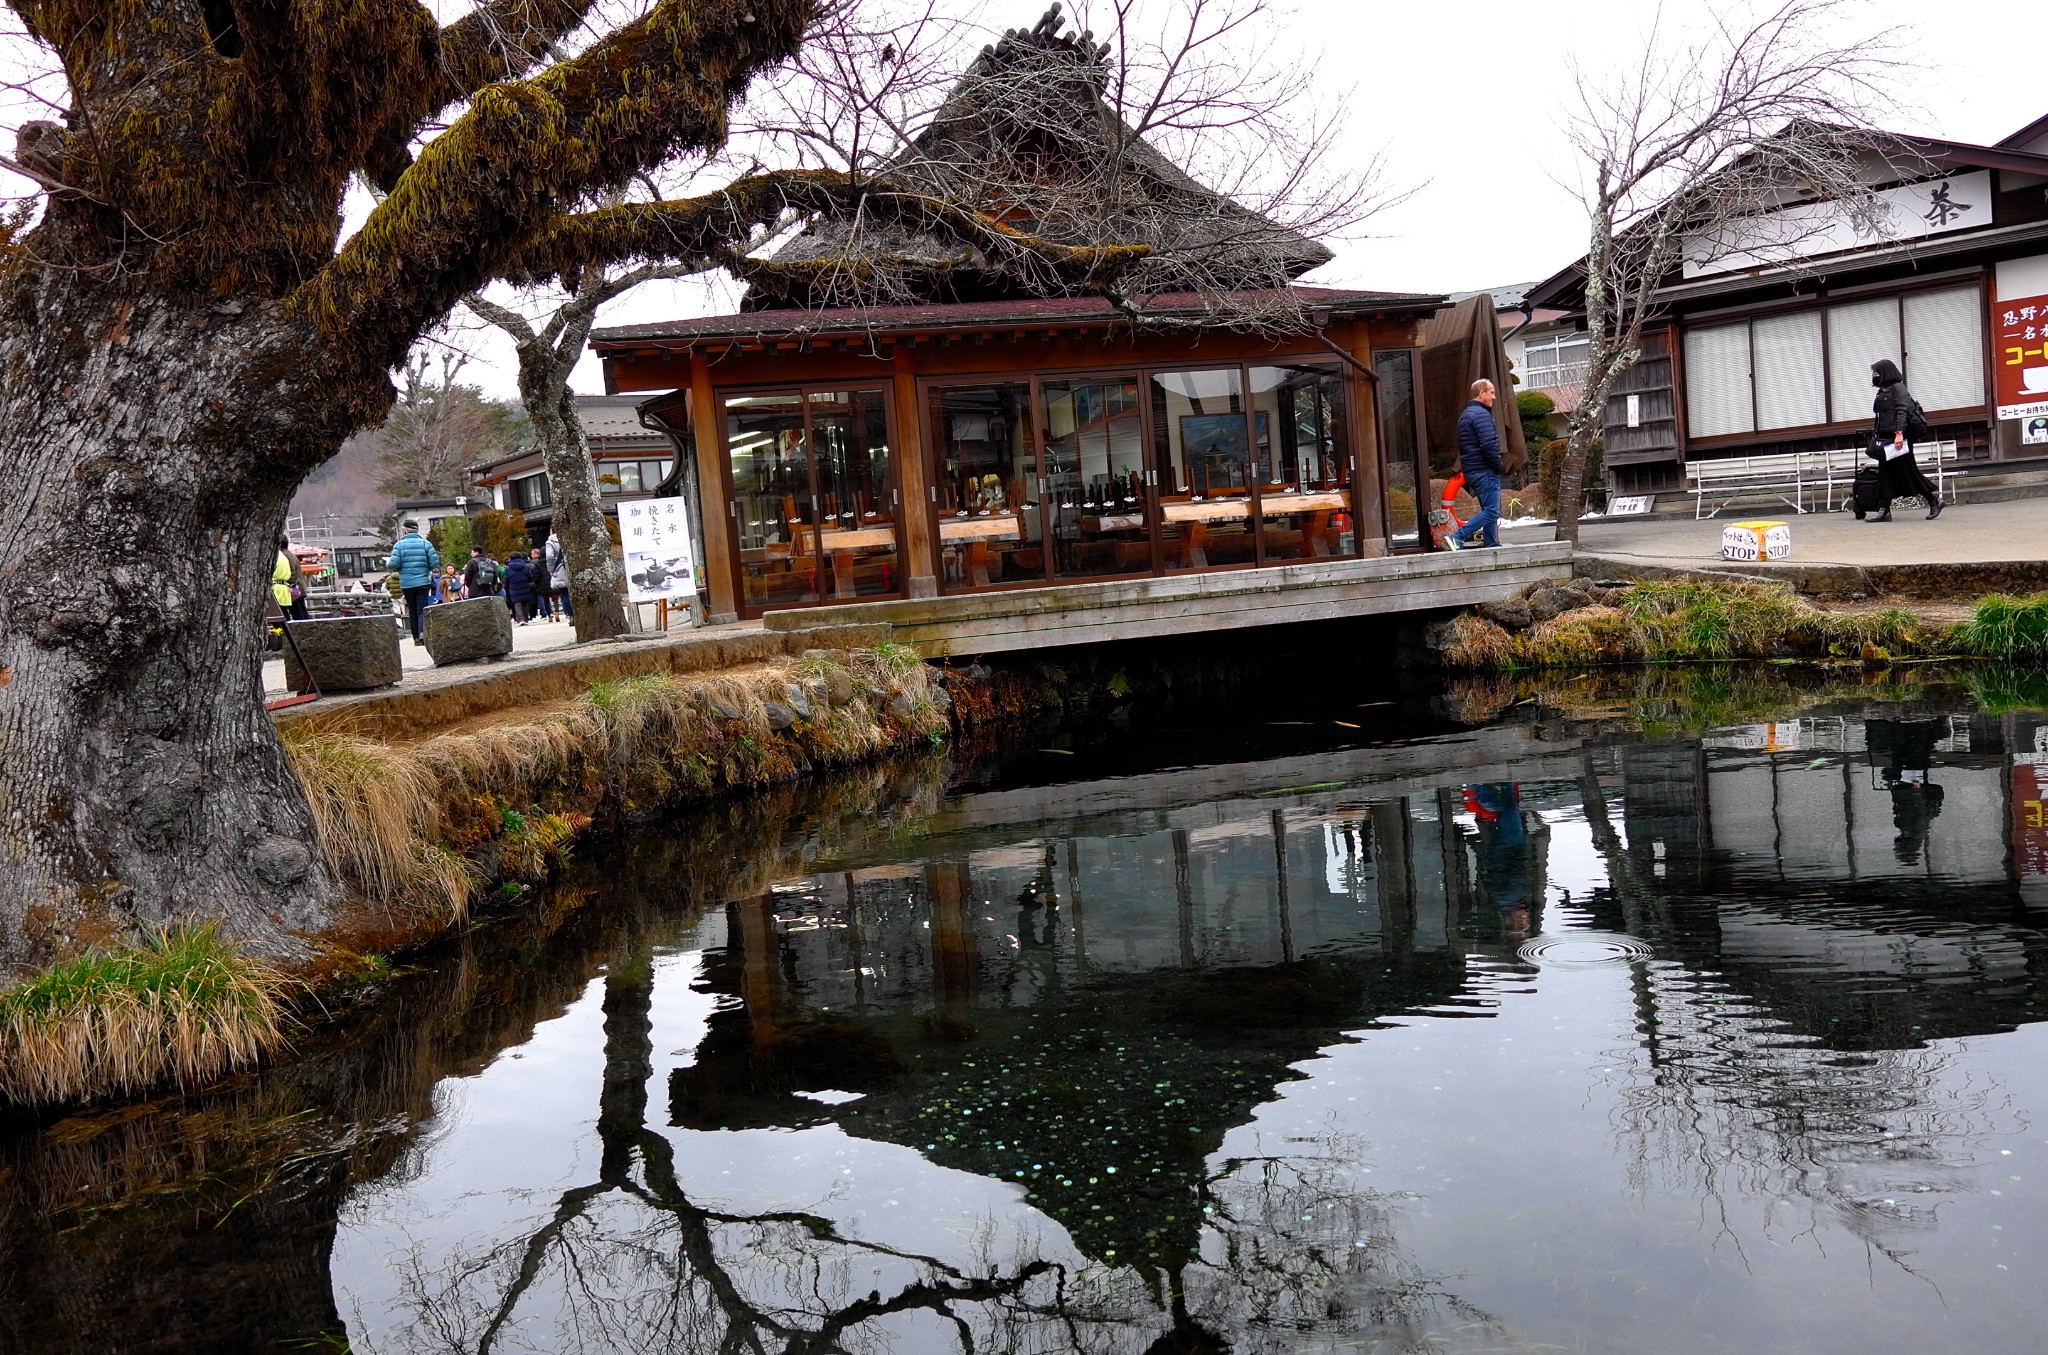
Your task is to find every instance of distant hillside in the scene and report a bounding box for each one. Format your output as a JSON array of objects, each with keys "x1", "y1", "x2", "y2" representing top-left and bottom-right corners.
[{"x1": 290, "y1": 431, "x2": 390, "y2": 535}]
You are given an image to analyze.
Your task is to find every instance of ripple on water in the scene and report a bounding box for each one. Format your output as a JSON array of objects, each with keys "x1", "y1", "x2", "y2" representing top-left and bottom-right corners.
[{"x1": 1517, "y1": 931, "x2": 1655, "y2": 970}]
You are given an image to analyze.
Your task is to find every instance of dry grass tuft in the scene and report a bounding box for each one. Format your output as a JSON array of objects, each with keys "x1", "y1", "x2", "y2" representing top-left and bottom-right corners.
[
  {"x1": 1527, "y1": 605, "x2": 1638, "y2": 666},
  {"x1": 0, "y1": 924, "x2": 291, "y2": 1106},
  {"x1": 279, "y1": 725, "x2": 475, "y2": 920},
  {"x1": 1434, "y1": 614, "x2": 1519, "y2": 671}
]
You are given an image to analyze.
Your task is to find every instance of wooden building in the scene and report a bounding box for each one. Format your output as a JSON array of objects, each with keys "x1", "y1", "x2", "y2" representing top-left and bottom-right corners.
[
  {"x1": 1529, "y1": 120, "x2": 2048, "y2": 492},
  {"x1": 591, "y1": 12, "x2": 1453, "y2": 624},
  {"x1": 470, "y1": 394, "x2": 683, "y2": 544}
]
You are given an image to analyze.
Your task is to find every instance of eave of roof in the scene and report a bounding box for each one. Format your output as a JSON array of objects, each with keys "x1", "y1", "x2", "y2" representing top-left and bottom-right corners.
[
  {"x1": 1535, "y1": 215, "x2": 2048, "y2": 314},
  {"x1": 591, "y1": 286, "x2": 1445, "y2": 351},
  {"x1": 1526, "y1": 133, "x2": 2048, "y2": 311}
]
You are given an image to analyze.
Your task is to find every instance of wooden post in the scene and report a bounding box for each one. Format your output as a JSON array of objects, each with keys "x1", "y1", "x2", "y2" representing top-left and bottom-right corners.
[
  {"x1": 891, "y1": 349, "x2": 939, "y2": 598},
  {"x1": 688, "y1": 351, "x2": 740, "y2": 624},
  {"x1": 1347, "y1": 320, "x2": 1387, "y2": 552}
]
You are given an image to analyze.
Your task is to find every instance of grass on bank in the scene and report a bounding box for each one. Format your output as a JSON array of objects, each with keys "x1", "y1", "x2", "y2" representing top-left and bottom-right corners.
[
  {"x1": 276, "y1": 653, "x2": 944, "y2": 929},
  {"x1": 1442, "y1": 580, "x2": 1945, "y2": 670},
  {"x1": 0, "y1": 924, "x2": 290, "y2": 1106}
]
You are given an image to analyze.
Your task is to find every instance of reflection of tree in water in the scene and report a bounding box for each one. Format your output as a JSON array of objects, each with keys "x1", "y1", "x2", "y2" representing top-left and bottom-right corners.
[
  {"x1": 0, "y1": 764, "x2": 950, "y2": 1355},
  {"x1": 1570, "y1": 749, "x2": 2028, "y2": 1271},
  {"x1": 1605, "y1": 957, "x2": 2019, "y2": 1271},
  {"x1": 370, "y1": 956, "x2": 1494, "y2": 1354}
]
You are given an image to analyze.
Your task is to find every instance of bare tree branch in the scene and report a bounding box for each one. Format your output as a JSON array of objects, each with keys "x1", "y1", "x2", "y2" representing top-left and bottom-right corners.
[{"x1": 1550, "y1": 0, "x2": 1909, "y2": 544}]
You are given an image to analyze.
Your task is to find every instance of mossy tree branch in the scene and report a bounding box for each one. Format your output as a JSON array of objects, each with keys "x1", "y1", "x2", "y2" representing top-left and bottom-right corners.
[
  {"x1": 502, "y1": 167, "x2": 1151, "y2": 290},
  {"x1": 299, "y1": 0, "x2": 817, "y2": 365}
]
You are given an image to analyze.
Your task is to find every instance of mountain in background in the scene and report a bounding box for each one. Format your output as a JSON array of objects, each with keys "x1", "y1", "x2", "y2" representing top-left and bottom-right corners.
[{"x1": 290, "y1": 432, "x2": 391, "y2": 537}]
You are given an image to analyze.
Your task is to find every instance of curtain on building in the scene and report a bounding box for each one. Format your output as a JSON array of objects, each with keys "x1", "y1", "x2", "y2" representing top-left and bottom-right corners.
[
  {"x1": 1827, "y1": 298, "x2": 1903, "y2": 423},
  {"x1": 1751, "y1": 311, "x2": 1827, "y2": 429},
  {"x1": 1904, "y1": 285, "x2": 1985, "y2": 411},
  {"x1": 1685, "y1": 324, "x2": 1753, "y2": 438}
]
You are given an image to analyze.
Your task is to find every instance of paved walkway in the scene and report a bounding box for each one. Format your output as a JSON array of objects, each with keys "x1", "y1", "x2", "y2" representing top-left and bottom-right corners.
[
  {"x1": 264, "y1": 611, "x2": 582, "y2": 699},
  {"x1": 1579, "y1": 499, "x2": 2046, "y2": 569}
]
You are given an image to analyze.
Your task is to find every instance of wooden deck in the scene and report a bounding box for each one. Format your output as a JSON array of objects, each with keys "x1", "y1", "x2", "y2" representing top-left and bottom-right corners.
[{"x1": 763, "y1": 542, "x2": 1574, "y2": 657}]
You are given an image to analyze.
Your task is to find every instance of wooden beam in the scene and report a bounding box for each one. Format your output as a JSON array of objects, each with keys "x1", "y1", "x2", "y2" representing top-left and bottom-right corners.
[{"x1": 687, "y1": 351, "x2": 740, "y2": 625}]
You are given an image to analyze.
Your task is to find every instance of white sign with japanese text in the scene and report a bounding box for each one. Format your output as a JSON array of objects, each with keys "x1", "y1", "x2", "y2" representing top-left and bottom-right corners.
[
  {"x1": 618, "y1": 496, "x2": 698, "y2": 606},
  {"x1": 1683, "y1": 171, "x2": 1992, "y2": 280}
]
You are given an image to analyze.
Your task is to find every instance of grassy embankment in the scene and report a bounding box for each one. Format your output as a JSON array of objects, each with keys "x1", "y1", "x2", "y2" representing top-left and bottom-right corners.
[
  {"x1": 1433, "y1": 579, "x2": 2048, "y2": 670},
  {"x1": 2, "y1": 646, "x2": 948, "y2": 1109}
]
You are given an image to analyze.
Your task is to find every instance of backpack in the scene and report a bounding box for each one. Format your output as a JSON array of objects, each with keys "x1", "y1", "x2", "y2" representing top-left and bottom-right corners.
[
  {"x1": 1904, "y1": 395, "x2": 1933, "y2": 444},
  {"x1": 1893, "y1": 385, "x2": 1933, "y2": 443}
]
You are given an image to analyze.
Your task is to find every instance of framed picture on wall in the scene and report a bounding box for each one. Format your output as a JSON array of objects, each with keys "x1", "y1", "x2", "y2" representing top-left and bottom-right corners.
[{"x1": 1180, "y1": 412, "x2": 1269, "y2": 473}]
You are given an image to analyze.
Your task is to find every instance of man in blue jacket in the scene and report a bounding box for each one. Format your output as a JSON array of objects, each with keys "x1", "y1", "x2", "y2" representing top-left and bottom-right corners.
[
  {"x1": 1448, "y1": 379, "x2": 1505, "y2": 550},
  {"x1": 386, "y1": 520, "x2": 441, "y2": 644}
]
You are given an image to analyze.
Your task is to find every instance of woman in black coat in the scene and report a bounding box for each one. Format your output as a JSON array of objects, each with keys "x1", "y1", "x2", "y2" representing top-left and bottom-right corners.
[
  {"x1": 1868, "y1": 359, "x2": 1943, "y2": 522},
  {"x1": 502, "y1": 551, "x2": 538, "y2": 623}
]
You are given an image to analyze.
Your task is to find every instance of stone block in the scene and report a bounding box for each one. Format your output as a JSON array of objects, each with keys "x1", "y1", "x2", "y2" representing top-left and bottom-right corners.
[
  {"x1": 422, "y1": 596, "x2": 515, "y2": 665},
  {"x1": 1476, "y1": 598, "x2": 1534, "y2": 632},
  {"x1": 283, "y1": 614, "x2": 403, "y2": 693},
  {"x1": 1525, "y1": 583, "x2": 1593, "y2": 623}
]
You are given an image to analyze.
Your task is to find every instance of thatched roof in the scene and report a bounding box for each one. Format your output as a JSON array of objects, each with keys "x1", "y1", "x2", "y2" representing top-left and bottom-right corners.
[{"x1": 748, "y1": 4, "x2": 1333, "y2": 308}]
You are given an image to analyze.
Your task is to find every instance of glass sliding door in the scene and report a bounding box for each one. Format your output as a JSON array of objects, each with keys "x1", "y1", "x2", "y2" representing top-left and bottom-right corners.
[
  {"x1": 1042, "y1": 377, "x2": 1150, "y2": 579},
  {"x1": 1149, "y1": 367, "x2": 1253, "y2": 570},
  {"x1": 1248, "y1": 363, "x2": 1354, "y2": 561},
  {"x1": 725, "y1": 392, "x2": 822, "y2": 611},
  {"x1": 929, "y1": 382, "x2": 1044, "y2": 590},
  {"x1": 808, "y1": 390, "x2": 899, "y2": 600},
  {"x1": 1374, "y1": 351, "x2": 1422, "y2": 551},
  {"x1": 721, "y1": 386, "x2": 899, "y2": 615}
]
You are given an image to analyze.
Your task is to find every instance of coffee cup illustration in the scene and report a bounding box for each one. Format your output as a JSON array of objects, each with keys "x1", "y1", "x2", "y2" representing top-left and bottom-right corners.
[{"x1": 2024, "y1": 367, "x2": 2048, "y2": 394}]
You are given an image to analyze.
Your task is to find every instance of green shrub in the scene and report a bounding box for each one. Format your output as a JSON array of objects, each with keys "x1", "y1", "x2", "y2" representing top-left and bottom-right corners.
[
  {"x1": 1515, "y1": 390, "x2": 1555, "y2": 451},
  {"x1": 1951, "y1": 593, "x2": 2048, "y2": 660}
]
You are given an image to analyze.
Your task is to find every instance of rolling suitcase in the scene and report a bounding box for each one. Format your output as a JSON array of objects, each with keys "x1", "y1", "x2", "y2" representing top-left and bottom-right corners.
[{"x1": 1851, "y1": 464, "x2": 1885, "y2": 520}]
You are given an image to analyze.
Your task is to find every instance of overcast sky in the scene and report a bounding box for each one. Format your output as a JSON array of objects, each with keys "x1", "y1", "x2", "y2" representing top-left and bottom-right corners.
[
  {"x1": 518, "y1": 0, "x2": 2048, "y2": 400},
  {"x1": 7, "y1": 0, "x2": 2045, "y2": 399}
]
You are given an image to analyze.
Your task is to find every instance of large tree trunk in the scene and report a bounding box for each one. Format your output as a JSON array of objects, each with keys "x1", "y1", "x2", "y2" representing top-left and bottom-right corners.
[
  {"x1": 522, "y1": 360, "x2": 629, "y2": 643},
  {"x1": 0, "y1": 283, "x2": 357, "y2": 976}
]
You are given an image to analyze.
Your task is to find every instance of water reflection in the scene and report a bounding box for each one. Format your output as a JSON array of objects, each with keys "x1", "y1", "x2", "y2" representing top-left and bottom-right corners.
[{"x1": 1, "y1": 679, "x2": 2046, "y2": 1353}]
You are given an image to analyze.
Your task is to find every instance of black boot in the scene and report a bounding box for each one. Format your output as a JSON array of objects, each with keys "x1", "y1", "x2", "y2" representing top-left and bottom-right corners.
[{"x1": 1928, "y1": 499, "x2": 1943, "y2": 520}]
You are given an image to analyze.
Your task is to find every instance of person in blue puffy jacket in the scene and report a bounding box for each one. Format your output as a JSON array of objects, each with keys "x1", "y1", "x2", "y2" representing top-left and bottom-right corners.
[{"x1": 386, "y1": 520, "x2": 440, "y2": 643}]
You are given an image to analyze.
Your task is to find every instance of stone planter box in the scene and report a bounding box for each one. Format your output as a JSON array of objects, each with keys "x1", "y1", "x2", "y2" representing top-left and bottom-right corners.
[
  {"x1": 283, "y1": 615, "x2": 404, "y2": 693},
  {"x1": 422, "y1": 595, "x2": 514, "y2": 665}
]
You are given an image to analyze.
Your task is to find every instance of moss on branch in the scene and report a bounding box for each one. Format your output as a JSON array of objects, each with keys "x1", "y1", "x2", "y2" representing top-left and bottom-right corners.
[
  {"x1": 505, "y1": 169, "x2": 1151, "y2": 291},
  {"x1": 298, "y1": 0, "x2": 817, "y2": 356}
]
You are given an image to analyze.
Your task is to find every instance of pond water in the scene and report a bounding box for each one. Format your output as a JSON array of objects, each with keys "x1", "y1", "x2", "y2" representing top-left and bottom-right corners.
[{"x1": 4, "y1": 669, "x2": 2047, "y2": 1353}]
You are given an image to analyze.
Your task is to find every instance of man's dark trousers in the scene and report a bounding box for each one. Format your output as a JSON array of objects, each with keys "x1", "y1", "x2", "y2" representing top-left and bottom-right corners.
[{"x1": 403, "y1": 585, "x2": 431, "y2": 640}]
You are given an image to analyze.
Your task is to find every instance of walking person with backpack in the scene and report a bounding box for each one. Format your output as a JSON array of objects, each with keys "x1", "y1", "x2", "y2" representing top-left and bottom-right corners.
[
  {"x1": 1866, "y1": 359, "x2": 1943, "y2": 522},
  {"x1": 462, "y1": 546, "x2": 502, "y2": 598}
]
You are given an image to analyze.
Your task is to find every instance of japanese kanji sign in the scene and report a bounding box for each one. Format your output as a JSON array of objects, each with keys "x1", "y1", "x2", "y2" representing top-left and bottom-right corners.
[
  {"x1": 1993, "y1": 291, "x2": 2048, "y2": 421},
  {"x1": 618, "y1": 496, "x2": 698, "y2": 606}
]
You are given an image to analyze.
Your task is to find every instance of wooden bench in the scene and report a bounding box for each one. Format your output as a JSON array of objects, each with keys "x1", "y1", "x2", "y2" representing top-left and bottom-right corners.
[
  {"x1": 1689, "y1": 441, "x2": 1967, "y2": 518},
  {"x1": 1688, "y1": 452, "x2": 1811, "y2": 519},
  {"x1": 1803, "y1": 440, "x2": 1964, "y2": 510}
]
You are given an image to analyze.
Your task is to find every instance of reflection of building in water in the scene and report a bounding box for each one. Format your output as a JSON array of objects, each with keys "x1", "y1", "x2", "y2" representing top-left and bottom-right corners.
[
  {"x1": 672, "y1": 790, "x2": 1547, "y2": 1270},
  {"x1": 1584, "y1": 711, "x2": 2048, "y2": 1260}
]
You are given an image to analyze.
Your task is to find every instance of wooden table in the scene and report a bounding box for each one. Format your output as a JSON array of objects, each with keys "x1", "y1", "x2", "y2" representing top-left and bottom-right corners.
[
  {"x1": 1161, "y1": 490, "x2": 1348, "y2": 523},
  {"x1": 938, "y1": 513, "x2": 1024, "y2": 542}
]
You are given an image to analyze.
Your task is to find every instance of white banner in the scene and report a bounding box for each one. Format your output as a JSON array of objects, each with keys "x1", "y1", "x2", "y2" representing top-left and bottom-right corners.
[
  {"x1": 618, "y1": 496, "x2": 698, "y2": 606},
  {"x1": 1684, "y1": 171, "x2": 1992, "y2": 280}
]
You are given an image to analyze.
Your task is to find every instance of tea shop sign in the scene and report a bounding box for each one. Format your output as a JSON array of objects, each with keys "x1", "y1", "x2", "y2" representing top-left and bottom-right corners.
[{"x1": 1994, "y1": 292, "x2": 2048, "y2": 422}]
